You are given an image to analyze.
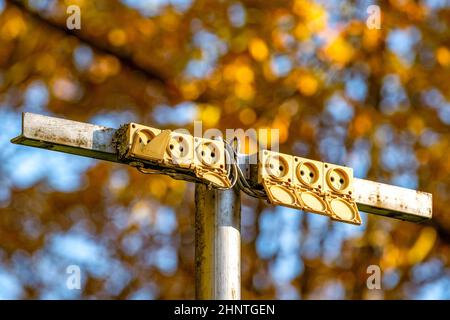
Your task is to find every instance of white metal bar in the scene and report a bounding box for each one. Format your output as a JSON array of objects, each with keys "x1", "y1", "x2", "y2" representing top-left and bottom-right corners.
[
  {"x1": 354, "y1": 178, "x2": 432, "y2": 223},
  {"x1": 11, "y1": 112, "x2": 433, "y2": 221},
  {"x1": 11, "y1": 112, "x2": 119, "y2": 163}
]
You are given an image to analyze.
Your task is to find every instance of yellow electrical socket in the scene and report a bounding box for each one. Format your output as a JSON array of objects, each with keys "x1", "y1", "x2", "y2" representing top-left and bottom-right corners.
[
  {"x1": 126, "y1": 123, "x2": 161, "y2": 152},
  {"x1": 323, "y1": 162, "x2": 354, "y2": 196},
  {"x1": 194, "y1": 137, "x2": 226, "y2": 170},
  {"x1": 322, "y1": 162, "x2": 361, "y2": 225},
  {"x1": 258, "y1": 150, "x2": 297, "y2": 208},
  {"x1": 126, "y1": 124, "x2": 194, "y2": 168},
  {"x1": 258, "y1": 150, "x2": 293, "y2": 184},
  {"x1": 255, "y1": 151, "x2": 360, "y2": 225},
  {"x1": 193, "y1": 137, "x2": 231, "y2": 188},
  {"x1": 118, "y1": 123, "x2": 231, "y2": 188},
  {"x1": 126, "y1": 123, "x2": 172, "y2": 162},
  {"x1": 165, "y1": 132, "x2": 194, "y2": 168},
  {"x1": 291, "y1": 156, "x2": 328, "y2": 215},
  {"x1": 292, "y1": 156, "x2": 323, "y2": 191}
]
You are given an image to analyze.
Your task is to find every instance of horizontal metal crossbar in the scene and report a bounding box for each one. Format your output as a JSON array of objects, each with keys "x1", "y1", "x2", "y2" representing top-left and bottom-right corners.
[{"x1": 11, "y1": 112, "x2": 432, "y2": 223}]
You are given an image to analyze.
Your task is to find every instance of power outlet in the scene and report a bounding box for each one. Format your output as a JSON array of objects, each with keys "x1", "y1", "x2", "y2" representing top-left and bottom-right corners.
[
  {"x1": 194, "y1": 138, "x2": 226, "y2": 171},
  {"x1": 258, "y1": 150, "x2": 293, "y2": 184},
  {"x1": 126, "y1": 123, "x2": 169, "y2": 162},
  {"x1": 193, "y1": 137, "x2": 231, "y2": 188},
  {"x1": 258, "y1": 150, "x2": 297, "y2": 208},
  {"x1": 118, "y1": 123, "x2": 231, "y2": 188},
  {"x1": 323, "y1": 163, "x2": 354, "y2": 196},
  {"x1": 166, "y1": 133, "x2": 194, "y2": 168},
  {"x1": 292, "y1": 156, "x2": 323, "y2": 191},
  {"x1": 126, "y1": 123, "x2": 161, "y2": 151}
]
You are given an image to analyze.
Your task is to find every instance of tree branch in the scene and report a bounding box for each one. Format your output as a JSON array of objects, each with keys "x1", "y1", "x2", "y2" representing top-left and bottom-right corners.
[{"x1": 7, "y1": 0, "x2": 173, "y2": 93}]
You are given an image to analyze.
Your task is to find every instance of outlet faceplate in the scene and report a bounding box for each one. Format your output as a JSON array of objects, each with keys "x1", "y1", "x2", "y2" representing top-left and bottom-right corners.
[
  {"x1": 193, "y1": 137, "x2": 231, "y2": 188},
  {"x1": 257, "y1": 150, "x2": 361, "y2": 225},
  {"x1": 125, "y1": 123, "x2": 161, "y2": 158},
  {"x1": 129, "y1": 128, "x2": 172, "y2": 162},
  {"x1": 323, "y1": 163, "x2": 354, "y2": 196},
  {"x1": 258, "y1": 150, "x2": 293, "y2": 184},
  {"x1": 258, "y1": 150, "x2": 298, "y2": 208},
  {"x1": 194, "y1": 138, "x2": 225, "y2": 169},
  {"x1": 293, "y1": 156, "x2": 323, "y2": 191},
  {"x1": 166, "y1": 133, "x2": 194, "y2": 168},
  {"x1": 322, "y1": 162, "x2": 360, "y2": 225},
  {"x1": 118, "y1": 123, "x2": 231, "y2": 188}
]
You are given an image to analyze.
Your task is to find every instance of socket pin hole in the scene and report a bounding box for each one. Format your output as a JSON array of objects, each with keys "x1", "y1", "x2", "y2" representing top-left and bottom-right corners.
[
  {"x1": 325, "y1": 164, "x2": 328, "y2": 168},
  {"x1": 269, "y1": 164, "x2": 274, "y2": 169},
  {"x1": 132, "y1": 124, "x2": 136, "y2": 128},
  {"x1": 211, "y1": 152, "x2": 215, "y2": 158},
  {"x1": 139, "y1": 138, "x2": 142, "y2": 143},
  {"x1": 331, "y1": 177, "x2": 335, "y2": 182},
  {"x1": 178, "y1": 137, "x2": 183, "y2": 142},
  {"x1": 300, "y1": 170, "x2": 305, "y2": 176},
  {"x1": 309, "y1": 172, "x2": 314, "y2": 178},
  {"x1": 279, "y1": 166, "x2": 284, "y2": 171},
  {"x1": 179, "y1": 146, "x2": 184, "y2": 152},
  {"x1": 170, "y1": 144, "x2": 174, "y2": 150},
  {"x1": 201, "y1": 151, "x2": 205, "y2": 156},
  {"x1": 339, "y1": 178, "x2": 344, "y2": 184}
]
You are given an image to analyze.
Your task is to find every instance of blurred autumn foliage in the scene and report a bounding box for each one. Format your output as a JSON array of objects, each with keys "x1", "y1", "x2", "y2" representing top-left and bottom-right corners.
[{"x1": 0, "y1": 0, "x2": 450, "y2": 299}]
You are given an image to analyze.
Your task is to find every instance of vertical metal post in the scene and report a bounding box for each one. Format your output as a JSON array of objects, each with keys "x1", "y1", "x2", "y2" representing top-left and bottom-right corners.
[{"x1": 195, "y1": 183, "x2": 241, "y2": 300}]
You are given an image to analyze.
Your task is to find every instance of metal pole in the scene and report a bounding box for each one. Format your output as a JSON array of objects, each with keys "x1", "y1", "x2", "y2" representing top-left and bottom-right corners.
[{"x1": 195, "y1": 183, "x2": 241, "y2": 300}]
